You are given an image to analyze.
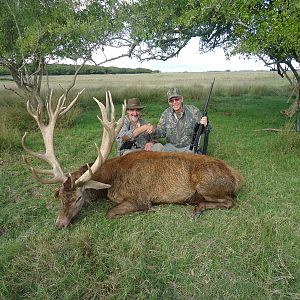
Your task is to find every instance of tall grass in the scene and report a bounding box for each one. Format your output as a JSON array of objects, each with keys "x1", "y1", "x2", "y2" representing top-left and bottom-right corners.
[
  {"x1": 0, "y1": 88, "x2": 81, "y2": 150},
  {"x1": 0, "y1": 72, "x2": 299, "y2": 299},
  {"x1": 0, "y1": 71, "x2": 292, "y2": 150},
  {"x1": 54, "y1": 71, "x2": 291, "y2": 102},
  {"x1": 0, "y1": 71, "x2": 291, "y2": 103}
]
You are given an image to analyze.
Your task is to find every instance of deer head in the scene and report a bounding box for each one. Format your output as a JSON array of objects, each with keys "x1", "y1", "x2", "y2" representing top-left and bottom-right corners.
[{"x1": 22, "y1": 90, "x2": 126, "y2": 228}]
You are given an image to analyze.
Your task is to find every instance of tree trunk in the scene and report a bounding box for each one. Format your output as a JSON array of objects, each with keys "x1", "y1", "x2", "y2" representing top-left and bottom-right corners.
[{"x1": 281, "y1": 86, "x2": 300, "y2": 118}]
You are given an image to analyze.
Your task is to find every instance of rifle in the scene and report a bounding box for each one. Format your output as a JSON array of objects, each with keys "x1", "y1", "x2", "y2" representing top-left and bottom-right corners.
[{"x1": 190, "y1": 77, "x2": 215, "y2": 154}]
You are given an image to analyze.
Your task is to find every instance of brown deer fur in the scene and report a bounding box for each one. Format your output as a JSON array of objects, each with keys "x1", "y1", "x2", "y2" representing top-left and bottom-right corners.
[{"x1": 55, "y1": 151, "x2": 243, "y2": 227}]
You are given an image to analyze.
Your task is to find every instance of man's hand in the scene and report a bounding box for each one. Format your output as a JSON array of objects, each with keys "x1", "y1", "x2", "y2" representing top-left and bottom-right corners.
[
  {"x1": 200, "y1": 116, "x2": 208, "y2": 127},
  {"x1": 133, "y1": 123, "x2": 154, "y2": 137},
  {"x1": 145, "y1": 124, "x2": 155, "y2": 134},
  {"x1": 144, "y1": 141, "x2": 154, "y2": 151}
]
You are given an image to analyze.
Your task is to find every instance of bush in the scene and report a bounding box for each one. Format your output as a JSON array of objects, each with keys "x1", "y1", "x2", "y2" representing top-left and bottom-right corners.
[
  {"x1": 57, "y1": 106, "x2": 81, "y2": 129},
  {"x1": 0, "y1": 123, "x2": 22, "y2": 150},
  {"x1": 0, "y1": 105, "x2": 34, "y2": 150},
  {"x1": 276, "y1": 120, "x2": 300, "y2": 153},
  {"x1": 0, "y1": 103, "x2": 81, "y2": 151}
]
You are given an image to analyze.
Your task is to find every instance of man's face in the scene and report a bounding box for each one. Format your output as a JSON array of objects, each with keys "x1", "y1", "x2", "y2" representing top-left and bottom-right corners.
[
  {"x1": 169, "y1": 96, "x2": 183, "y2": 112},
  {"x1": 127, "y1": 108, "x2": 141, "y2": 122}
]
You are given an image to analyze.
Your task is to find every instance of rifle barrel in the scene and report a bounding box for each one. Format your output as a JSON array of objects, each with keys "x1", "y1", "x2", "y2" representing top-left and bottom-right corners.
[
  {"x1": 192, "y1": 77, "x2": 215, "y2": 153},
  {"x1": 203, "y1": 77, "x2": 215, "y2": 113}
]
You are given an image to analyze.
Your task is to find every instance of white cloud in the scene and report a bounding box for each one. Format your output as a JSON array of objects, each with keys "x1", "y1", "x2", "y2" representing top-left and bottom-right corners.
[{"x1": 99, "y1": 37, "x2": 270, "y2": 72}]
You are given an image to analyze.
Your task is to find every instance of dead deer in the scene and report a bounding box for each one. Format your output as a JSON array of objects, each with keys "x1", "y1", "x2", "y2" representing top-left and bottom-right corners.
[{"x1": 22, "y1": 91, "x2": 243, "y2": 228}]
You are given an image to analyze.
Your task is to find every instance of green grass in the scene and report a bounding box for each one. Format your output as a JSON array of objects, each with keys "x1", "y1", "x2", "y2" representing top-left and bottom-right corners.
[{"x1": 0, "y1": 72, "x2": 299, "y2": 299}]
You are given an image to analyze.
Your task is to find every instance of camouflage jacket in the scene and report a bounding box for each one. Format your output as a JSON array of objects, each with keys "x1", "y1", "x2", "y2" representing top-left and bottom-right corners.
[
  {"x1": 116, "y1": 115, "x2": 152, "y2": 155},
  {"x1": 153, "y1": 104, "x2": 207, "y2": 148}
]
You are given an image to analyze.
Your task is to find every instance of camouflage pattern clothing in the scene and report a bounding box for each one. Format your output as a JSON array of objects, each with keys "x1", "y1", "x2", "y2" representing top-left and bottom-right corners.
[
  {"x1": 116, "y1": 115, "x2": 152, "y2": 156},
  {"x1": 153, "y1": 104, "x2": 208, "y2": 150}
]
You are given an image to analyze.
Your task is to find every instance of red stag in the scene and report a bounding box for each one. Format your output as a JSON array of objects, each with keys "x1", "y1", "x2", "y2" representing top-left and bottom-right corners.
[{"x1": 22, "y1": 91, "x2": 243, "y2": 228}]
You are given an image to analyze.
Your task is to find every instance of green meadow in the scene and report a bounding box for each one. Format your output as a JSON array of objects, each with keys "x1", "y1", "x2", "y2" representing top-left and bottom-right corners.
[{"x1": 0, "y1": 71, "x2": 299, "y2": 299}]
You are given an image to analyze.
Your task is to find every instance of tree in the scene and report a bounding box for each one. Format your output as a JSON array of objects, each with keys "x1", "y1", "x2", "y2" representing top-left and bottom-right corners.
[
  {"x1": 2, "y1": 0, "x2": 299, "y2": 117},
  {"x1": 0, "y1": 0, "x2": 132, "y2": 109},
  {"x1": 128, "y1": 0, "x2": 300, "y2": 116}
]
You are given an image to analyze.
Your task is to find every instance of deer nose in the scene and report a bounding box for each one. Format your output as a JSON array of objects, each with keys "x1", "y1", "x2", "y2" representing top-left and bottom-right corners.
[{"x1": 55, "y1": 216, "x2": 71, "y2": 228}]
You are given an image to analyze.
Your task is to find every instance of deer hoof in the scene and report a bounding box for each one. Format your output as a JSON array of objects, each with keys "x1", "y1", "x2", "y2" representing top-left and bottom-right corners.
[{"x1": 194, "y1": 211, "x2": 202, "y2": 219}]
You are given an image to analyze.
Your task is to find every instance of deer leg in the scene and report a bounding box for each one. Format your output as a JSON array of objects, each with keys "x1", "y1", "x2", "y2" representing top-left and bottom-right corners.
[
  {"x1": 194, "y1": 196, "x2": 235, "y2": 218},
  {"x1": 106, "y1": 200, "x2": 149, "y2": 219}
]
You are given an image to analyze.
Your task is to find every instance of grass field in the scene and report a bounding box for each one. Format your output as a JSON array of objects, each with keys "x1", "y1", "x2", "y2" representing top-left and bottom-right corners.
[{"x1": 0, "y1": 71, "x2": 299, "y2": 299}]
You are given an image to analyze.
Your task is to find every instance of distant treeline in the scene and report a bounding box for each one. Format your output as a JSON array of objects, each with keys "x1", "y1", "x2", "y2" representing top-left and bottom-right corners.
[{"x1": 0, "y1": 64, "x2": 159, "y2": 76}]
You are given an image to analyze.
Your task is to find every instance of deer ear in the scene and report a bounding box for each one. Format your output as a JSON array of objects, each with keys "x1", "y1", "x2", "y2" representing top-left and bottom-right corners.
[{"x1": 82, "y1": 180, "x2": 111, "y2": 191}]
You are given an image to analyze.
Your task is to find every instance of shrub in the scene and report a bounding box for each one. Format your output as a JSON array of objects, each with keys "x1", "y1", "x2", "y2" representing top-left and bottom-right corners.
[
  {"x1": 0, "y1": 103, "x2": 81, "y2": 151},
  {"x1": 0, "y1": 105, "x2": 34, "y2": 150},
  {"x1": 276, "y1": 120, "x2": 300, "y2": 153},
  {"x1": 0, "y1": 123, "x2": 22, "y2": 150}
]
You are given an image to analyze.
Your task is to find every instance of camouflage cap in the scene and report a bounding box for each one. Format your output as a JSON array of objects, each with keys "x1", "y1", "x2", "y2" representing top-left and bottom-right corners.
[{"x1": 167, "y1": 87, "x2": 182, "y2": 101}]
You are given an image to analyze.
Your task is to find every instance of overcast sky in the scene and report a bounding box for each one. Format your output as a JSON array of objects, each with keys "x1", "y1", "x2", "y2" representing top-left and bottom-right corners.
[{"x1": 100, "y1": 37, "x2": 270, "y2": 73}]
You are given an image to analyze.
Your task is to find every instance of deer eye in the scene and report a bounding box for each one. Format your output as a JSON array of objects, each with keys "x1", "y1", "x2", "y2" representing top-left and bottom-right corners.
[{"x1": 76, "y1": 196, "x2": 82, "y2": 203}]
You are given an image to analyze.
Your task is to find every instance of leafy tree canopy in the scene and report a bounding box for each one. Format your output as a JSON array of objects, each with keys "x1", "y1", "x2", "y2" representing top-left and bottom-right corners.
[
  {"x1": 0, "y1": 0, "x2": 132, "y2": 106},
  {"x1": 1, "y1": 0, "x2": 299, "y2": 116},
  {"x1": 128, "y1": 0, "x2": 300, "y2": 67},
  {"x1": 127, "y1": 0, "x2": 300, "y2": 115}
]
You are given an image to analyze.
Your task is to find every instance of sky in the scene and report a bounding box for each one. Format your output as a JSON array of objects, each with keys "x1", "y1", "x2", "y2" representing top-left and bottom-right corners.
[{"x1": 99, "y1": 37, "x2": 270, "y2": 73}]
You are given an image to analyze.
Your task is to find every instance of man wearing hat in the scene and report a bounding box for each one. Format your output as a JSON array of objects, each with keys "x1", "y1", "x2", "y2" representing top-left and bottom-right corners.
[
  {"x1": 151, "y1": 87, "x2": 209, "y2": 152},
  {"x1": 116, "y1": 98, "x2": 155, "y2": 155}
]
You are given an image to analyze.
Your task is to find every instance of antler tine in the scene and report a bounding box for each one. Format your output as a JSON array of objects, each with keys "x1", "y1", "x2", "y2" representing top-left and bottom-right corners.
[
  {"x1": 54, "y1": 93, "x2": 66, "y2": 117},
  {"x1": 93, "y1": 96, "x2": 108, "y2": 123},
  {"x1": 30, "y1": 167, "x2": 66, "y2": 184},
  {"x1": 26, "y1": 101, "x2": 41, "y2": 124},
  {"x1": 46, "y1": 89, "x2": 54, "y2": 119},
  {"x1": 75, "y1": 91, "x2": 125, "y2": 187},
  {"x1": 115, "y1": 100, "x2": 126, "y2": 135},
  {"x1": 74, "y1": 146, "x2": 103, "y2": 188},
  {"x1": 22, "y1": 134, "x2": 67, "y2": 184},
  {"x1": 95, "y1": 95, "x2": 115, "y2": 157},
  {"x1": 22, "y1": 132, "x2": 44, "y2": 160},
  {"x1": 22, "y1": 155, "x2": 53, "y2": 175},
  {"x1": 105, "y1": 91, "x2": 110, "y2": 120},
  {"x1": 85, "y1": 143, "x2": 104, "y2": 178},
  {"x1": 60, "y1": 88, "x2": 85, "y2": 116},
  {"x1": 107, "y1": 91, "x2": 115, "y2": 123},
  {"x1": 21, "y1": 88, "x2": 84, "y2": 185}
]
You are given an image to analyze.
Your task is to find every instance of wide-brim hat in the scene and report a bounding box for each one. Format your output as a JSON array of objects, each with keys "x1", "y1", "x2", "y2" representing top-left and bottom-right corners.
[
  {"x1": 127, "y1": 98, "x2": 145, "y2": 109},
  {"x1": 167, "y1": 87, "x2": 182, "y2": 101}
]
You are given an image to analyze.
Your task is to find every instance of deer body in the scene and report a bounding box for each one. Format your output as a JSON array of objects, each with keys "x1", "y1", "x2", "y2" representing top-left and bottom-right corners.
[{"x1": 70, "y1": 151, "x2": 243, "y2": 220}]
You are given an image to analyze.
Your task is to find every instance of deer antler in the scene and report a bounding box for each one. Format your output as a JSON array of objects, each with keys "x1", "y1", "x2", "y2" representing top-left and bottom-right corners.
[
  {"x1": 75, "y1": 91, "x2": 126, "y2": 187},
  {"x1": 22, "y1": 89, "x2": 85, "y2": 184}
]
